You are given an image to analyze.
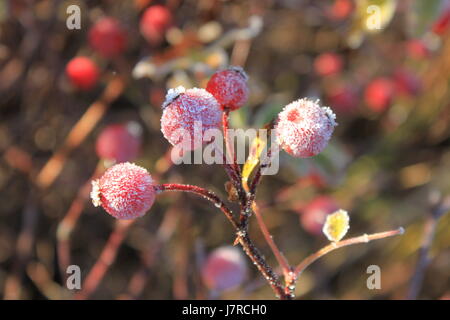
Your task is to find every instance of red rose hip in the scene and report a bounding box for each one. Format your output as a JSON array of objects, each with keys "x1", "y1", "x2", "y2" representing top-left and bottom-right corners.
[
  {"x1": 314, "y1": 53, "x2": 343, "y2": 77},
  {"x1": 327, "y1": 84, "x2": 358, "y2": 114},
  {"x1": 275, "y1": 98, "x2": 337, "y2": 158},
  {"x1": 201, "y1": 246, "x2": 247, "y2": 292},
  {"x1": 206, "y1": 66, "x2": 249, "y2": 111},
  {"x1": 364, "y1": 77, "x2": 394, "y2": 112},
  {"x1": 91, "y1": 162, "x2": 156, "y2": 220},
  {"x1": 95, "y1": 122, "x2": 142, "y2": 163},
  {"x1": 393, "y1": 69, "x2": 421, "y2": 97},
  {"x1": 89, "y1": 17, "x2": 126, "y2": 58},
  {"x1": 432, "y1": 9, "x2": 450, "y2": 35},
  {"x1": 328, "y1": 0, "x2": 354, "y2": 21},
  {"x1": 66, "y1": 57, "x2": 99, "y2": 90},
  {"x1": 161, "y1": 86, "x2": 222, "y2": 151},
  {"x1": 298, "y1": 196, "x2": 339, "y2": 235},
  {"x1": 140, "y1": 5, "x2": 173, "y2": 45}
]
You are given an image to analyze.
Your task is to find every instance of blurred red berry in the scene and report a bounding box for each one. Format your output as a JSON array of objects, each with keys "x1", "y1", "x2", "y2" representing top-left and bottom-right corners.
[
  {"x1": 328, "y1": 0, "x2": 354, "y2": 21},
  {"x1": 96, "y1": 122, "x2": 142, "y2": 163},
  {"x1": 65, "y1": 56, "x2": 99, "y2": 90},
  {"x1": 206, "y1": 66, "x2": 249, "y2": 111},
  {"x1": 161, "y1": 86, "x2": 222, "y2": 151},
  {"x1": 201, "y1": 246, "x2": 247, "y2": 292},
  {"x1": 89, "y1": 17, "x2": 126, "y2": 58},
  {"x1": 406, "y1": 40, "x2": 430, "y2": 60},
  {"x1": 327, "y1": 85, "x2": 358, "y2": 114},
  {"x1": 140, "y1": 5, "x2": 173, "y2": 45},
  {"x1": 275, "y1": 98, "x2": 337, "y2": 158},
  {"x1": 91, "y1": 162, "x2": 156, "y2": 220},
  {"x1": 314, "y1": 53, "x2": 343, "y2": 77},
  {"x1": 299, "y1": 196, "x2": 339, "y2": 235},
  {"x1": 432, "y1": 9, "x2": 450, "y2": 35},
  {"x1": 393, "y1": 69, "x2": 421, "y2": 97},
  {"x1": 364, "y1": 77, "x2": 395, "y2": 113},
  {"x1": 301, "y1": 170, "x2": 328, "y2": 189}
]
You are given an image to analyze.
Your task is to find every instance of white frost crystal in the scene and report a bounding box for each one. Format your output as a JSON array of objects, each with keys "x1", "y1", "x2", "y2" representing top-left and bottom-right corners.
[{"x1": 162, "y1": 85, "x2": 186, "y2": 109}]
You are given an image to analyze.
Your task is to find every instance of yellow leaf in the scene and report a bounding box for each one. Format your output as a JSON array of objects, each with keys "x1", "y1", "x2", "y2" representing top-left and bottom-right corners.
[
  {"x1": 322, "y1": 209, "x2": 350, "y2": 242},
  {"x1": 242, "y1": 134, "x2": 266, "y2": 186},
  {"x1": 360, "y1": 0, "x2": 397, "y2": 32},
  {"x1": 348, "y1": 0, "x2": 397, "y2": 47}
]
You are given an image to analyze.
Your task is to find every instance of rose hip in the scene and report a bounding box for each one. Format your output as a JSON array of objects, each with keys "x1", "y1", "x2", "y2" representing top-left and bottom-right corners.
[
  {"x1": 91, "y1": 162, "x2": 156, "y2": 220},
  {"x1": 275, "y1": 98, "x2": 337, "y2": 158},
  {"x1": 65, "y1": 57, "x2": 99, "y2": 90},
  {"x1": 206, "y1": 66, "x2": 249, "y2": 111}
]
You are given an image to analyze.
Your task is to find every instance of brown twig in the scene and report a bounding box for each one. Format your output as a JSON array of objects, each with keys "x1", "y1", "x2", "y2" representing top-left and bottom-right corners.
[
  {"x1": 158, "y1": 183, "x2": 239, "y2": 229},
  {"x1": 407, "y1": 195, "x2": 450, "y2": 299},
  {"x1": 251, "y1": 202, "x2": 291, "y2": 277},
  {"x1": 242, "y1": 153, "x2": 291, "y2": 278},
  {"x1": 157, "y1": 183, "x2": 289, "y2": 299},
  {"x1": 74, "y1": 219, "x2": 135, "y2": 300},
  {"x1": 121, "y1": 206, "x2": 180, "y2": 299},
  {"x1": 56, "y1": 161, "x2": 105, "y2": 280},
  {"x1": 222, "y1": 109, "x2": 241, "y2": 175},
  {"x1": 173, "y1": 208, "x2": 192, "y2": 299},
  {"x1": 36, "y1": 75, "x2": 125, "y2": 189},
  {"x1": 26, "y1": 261, "x2": 70, "y2": 300},
  {"x1": 3, "y1": 192, "x2": 38, "y2": 300}
]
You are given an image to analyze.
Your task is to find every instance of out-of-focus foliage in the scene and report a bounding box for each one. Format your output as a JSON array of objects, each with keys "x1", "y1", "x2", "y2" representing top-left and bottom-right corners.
[{"x1": 0, "y1": 0, "x2": 449, "y2": 300}]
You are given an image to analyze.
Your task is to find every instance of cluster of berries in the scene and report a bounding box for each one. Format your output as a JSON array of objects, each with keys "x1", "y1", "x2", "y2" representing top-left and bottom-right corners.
[
  {"x1": 65, "y1": 6, "x2": 173, "y2": 91},
  {"x1": 313, "y1": 51, "x2": 422, "y2": 114},
  {"x1": 90, "y1": 66, "x2": 337, "y2": 291},
  {"x1": 91, "y1": 66, "x2": 337, "y2": 219}
]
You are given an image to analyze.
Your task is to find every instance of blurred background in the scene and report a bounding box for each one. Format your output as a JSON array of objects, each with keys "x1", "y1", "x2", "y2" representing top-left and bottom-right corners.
[{"x1": 0, "y1": 0, "x2": 449, "y2": 300}]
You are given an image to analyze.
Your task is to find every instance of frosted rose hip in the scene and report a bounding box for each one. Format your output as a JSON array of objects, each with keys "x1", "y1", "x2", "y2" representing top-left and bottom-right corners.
[
  {"x1": 161, "y1": 86, "x2": 222, "y2": 151},
  {"x1": 275, "y1": 98, "x2": 337, "y2": 158},
  {"x1": 206, "y1": 66, "x2": 249, "y2": 110},
  {"x1": 89, "y1": 17, "x2": 126, "y2": 58},
  {"x1": 66, "y1": 57, "x2": 99, "y2": 90},
  {"x1": 91, "y1": 162, "x2": 156, "y2": 220},
  {"x1": 201, "y1": 246, "x2": 247, "y2": 292},
  {"x1": 95, "y1": 122, "x2": 142, "y2": 163}
]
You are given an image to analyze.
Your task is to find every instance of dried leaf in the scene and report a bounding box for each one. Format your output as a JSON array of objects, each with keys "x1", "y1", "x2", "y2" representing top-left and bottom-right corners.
[
  {"x1": 242, "y1": 134, "x2": 266, "y2": 186},
  {"x1": 225, "y1": 181, "x2": 239, "y2": 202}
]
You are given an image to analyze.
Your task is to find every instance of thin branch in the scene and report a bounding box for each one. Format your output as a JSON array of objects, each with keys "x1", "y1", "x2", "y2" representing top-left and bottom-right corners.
[
  {"x1": 157, "y1": 183, "x2": 289, "y2": 299},
  {"x1": 121, "y1": 206, "x2": 180, "y2": 299},
  {"x1": 3, "y1": 192, "x2": 39, "y2": 299},
  {"x1": 158, "y1": 183, "x2": 239, "y2": 229},
  {"x1": 407, "y1": 195, "x2": 450, "y2": 299},
  {"x1": 56, "y1": 161, "x2": 104, "y2": 279},
  {"x1": 294, "y1": 227, "x2": 405, "y2": 277},
  {"x1": 406, "y1": 218, "x2": 437, "y2": 300},
  {"x1": 36, "y1": 75, "x2": 125, "y2": 189},
  {"x1": 222, "y1": 109, "x2": 241, "y2": 176},
  {"x1": 75, "y1": 220, "x2": 134, "y2": 300},
  {"x1": 241, "y1": 153, "x2": 291, "y2": 277},
  {"x1": 251, "y1": 202, "x2": 291, "y2": 277}
]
